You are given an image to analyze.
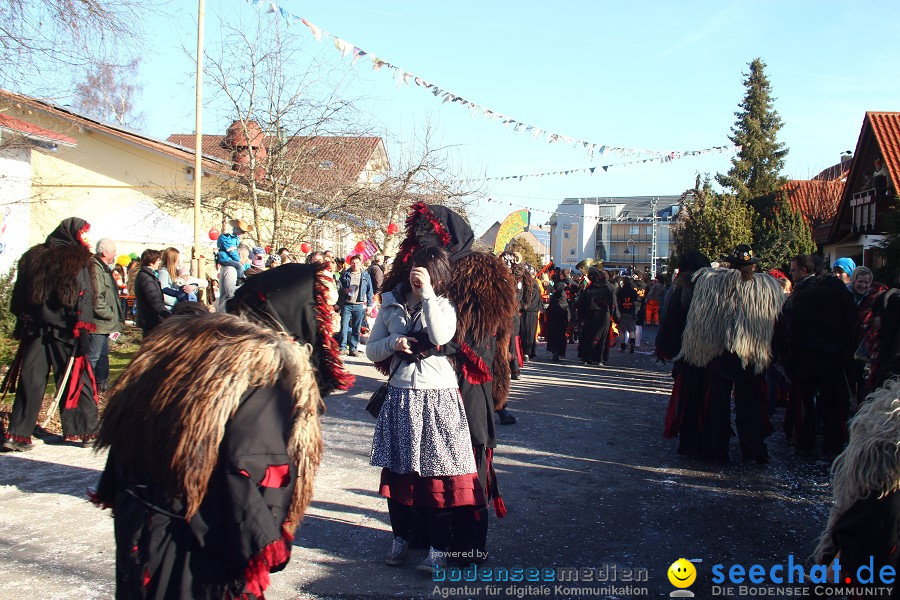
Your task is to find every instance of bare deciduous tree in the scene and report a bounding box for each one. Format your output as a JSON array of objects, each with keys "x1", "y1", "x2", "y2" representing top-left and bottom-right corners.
[
  {"x1": 193, "y1": 12, "x2": 482, "y2": 255},
  {"x1": 0, "y1": 0, "x2": 155, "y2": 96},
  {"x1": 73, "y1": 58, "x2": 144, "y2": 128}
]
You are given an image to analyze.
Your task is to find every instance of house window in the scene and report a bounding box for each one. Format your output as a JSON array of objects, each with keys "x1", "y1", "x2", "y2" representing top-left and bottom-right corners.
[
  {"x1": 647, "y1": 247, "x2": 652, "y2": 258},
  {"x1": 646, "y1": 226, "x2": 652, "y2": 235},
  {"x1": 629, "y1": 225, "x2": 639, "y2": 235}
]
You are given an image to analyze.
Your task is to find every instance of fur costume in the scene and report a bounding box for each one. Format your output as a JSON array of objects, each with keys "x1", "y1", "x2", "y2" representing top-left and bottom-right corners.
[
  {"x1": 677, "y1": 267, "x2": 784, "y2": 374},
  {"x1": 3, "y1": 218, "x2": 99, "y2": 446},
  {"x1": 95, "y1": 314, "x2": 323, "y2": 523},
  {"x1": 94, "y1": 314, "x2": 324, "y2": 599},
  {"x1": 93, "y1": 264, "x2": 347, "y2": 599},
  {"x1": 445, "y1": 251, "x2": 517, "y2": 411},
  {"x1": 815, "y1": 379, "x2": 900, "y2": 569}
]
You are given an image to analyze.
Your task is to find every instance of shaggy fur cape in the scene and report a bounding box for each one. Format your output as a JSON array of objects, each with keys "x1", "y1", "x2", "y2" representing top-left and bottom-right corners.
[
  {"x1": 677, "y1": 267, "x2": 784, "y2": 374},
  {"x1": 95, "y1": 314, "x2": 323, "y2": 528},
  {"x1": 445, "y1": 251, "x2": 518, "y2": 409},
  {"x1": 815, "y1": 380, "x2": 900, "y2": 562}
]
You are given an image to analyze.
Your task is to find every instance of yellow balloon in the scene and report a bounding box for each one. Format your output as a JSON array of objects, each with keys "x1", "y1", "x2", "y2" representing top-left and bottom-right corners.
[{"x1": 667, "y1": 558, "x2": 696, "y2": 588}]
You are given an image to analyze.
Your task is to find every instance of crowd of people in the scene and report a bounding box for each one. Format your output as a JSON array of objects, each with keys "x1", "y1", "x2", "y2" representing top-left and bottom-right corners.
[{"x1": 1, "y1": 212, "x2": 898, "y2": 596}]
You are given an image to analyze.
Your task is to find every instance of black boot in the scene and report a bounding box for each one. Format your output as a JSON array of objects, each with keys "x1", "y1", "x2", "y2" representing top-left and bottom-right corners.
[
  {"x1": 629, "y1": 340, "x2": 635, "y2": 354},
  {"x1": 620, "y1": 342, "x2": 626, "y2": 352}
]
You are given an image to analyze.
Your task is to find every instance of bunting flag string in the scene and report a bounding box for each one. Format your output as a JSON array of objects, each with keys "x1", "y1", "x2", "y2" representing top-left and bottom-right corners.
[
  {"x1": 243, "y1": 0, "x2": 717, "y2": 160},
  {"x1": 458, "y1": 145, "x2": 738, "y2": 183}
]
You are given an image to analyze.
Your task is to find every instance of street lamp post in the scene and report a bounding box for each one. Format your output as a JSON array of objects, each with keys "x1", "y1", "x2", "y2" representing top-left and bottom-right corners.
[{"x1": 623, "y1": 238, "x2": 635, "y2": 274}]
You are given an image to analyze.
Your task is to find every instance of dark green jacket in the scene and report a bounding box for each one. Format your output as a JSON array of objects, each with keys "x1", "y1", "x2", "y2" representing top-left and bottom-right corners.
[{"x1": 93, "y1": 256, "x2": 123, "y2": 335}]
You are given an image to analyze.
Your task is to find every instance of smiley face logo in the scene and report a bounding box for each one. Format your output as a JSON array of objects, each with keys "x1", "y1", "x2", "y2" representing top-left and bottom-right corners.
[{"x1": 667, "y1": 558, "x2": 696, "y2": 588}]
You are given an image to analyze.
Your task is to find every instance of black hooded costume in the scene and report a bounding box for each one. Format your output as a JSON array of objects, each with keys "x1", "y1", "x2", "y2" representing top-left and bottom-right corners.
[
  {"x1": 3, "y1": 217, "x2": 99, "y2": 449},
  {"x1": 92, "y1": 264, "x2": 351, "y2": 599}
]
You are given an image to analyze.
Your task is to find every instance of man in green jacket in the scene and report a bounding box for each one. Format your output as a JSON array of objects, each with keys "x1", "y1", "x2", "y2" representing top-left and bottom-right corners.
[{"x1": 91, "y1": 238, "x2": 123, "y2": 393}]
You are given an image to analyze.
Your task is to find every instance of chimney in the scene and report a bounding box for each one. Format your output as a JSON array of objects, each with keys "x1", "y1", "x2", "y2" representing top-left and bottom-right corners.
[
  {"x1": 840, "y1": 151, "x2": 853, "y2": 164},
  {"x1": 224, "y1": 120, "x2": 267, "y2": 173}
]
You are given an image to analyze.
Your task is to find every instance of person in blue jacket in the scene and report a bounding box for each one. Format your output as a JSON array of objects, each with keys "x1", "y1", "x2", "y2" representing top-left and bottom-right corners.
[{"x1": 338, "y1": 254, "x2": 374, "y2": 356}]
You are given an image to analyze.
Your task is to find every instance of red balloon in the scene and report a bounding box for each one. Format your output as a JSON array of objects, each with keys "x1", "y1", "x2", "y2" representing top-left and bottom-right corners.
[
  {"x1": 386, "y1": 222, "x2": 399, "y2": 235},
  {"x1": 208, "y1": 228, "x2": 220, "y2": 241},
  {"x1": 300, "y1": 242, "x2": 312, "y2": 253},
  {"x1": 355, "y1": 241, "x2": 366, "y2": 253}
]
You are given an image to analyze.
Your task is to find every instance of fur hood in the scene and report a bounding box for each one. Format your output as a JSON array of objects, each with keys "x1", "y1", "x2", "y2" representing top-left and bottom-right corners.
[
  {"x1": 677, "y1": 267, "x2": 784, "y2": 373},
  {"x1": 96, "y1": 314, "x2": 323, "y2": 528},
  {"x1": 815, "y1": 380, "x2": 900, "y2": 562},
  {"x1": 445, "y1": 251, "x2": 517, "y2": 409}
]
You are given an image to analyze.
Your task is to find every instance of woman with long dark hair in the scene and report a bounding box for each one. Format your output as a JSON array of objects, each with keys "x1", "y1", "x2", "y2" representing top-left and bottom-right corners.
[{"x1": 367, "y1": 245, "x2": 480, "y2": 573}]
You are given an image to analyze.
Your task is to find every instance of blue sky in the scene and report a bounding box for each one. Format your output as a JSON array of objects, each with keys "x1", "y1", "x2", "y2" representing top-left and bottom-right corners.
[{"x1": 129, "y1": 0, "x2": 899, "y2": 236}]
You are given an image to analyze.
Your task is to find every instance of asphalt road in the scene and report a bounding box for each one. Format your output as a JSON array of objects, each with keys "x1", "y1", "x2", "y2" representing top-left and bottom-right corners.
[{"x1": 0, "y1": 333, "x2": 834, "y2": 600}]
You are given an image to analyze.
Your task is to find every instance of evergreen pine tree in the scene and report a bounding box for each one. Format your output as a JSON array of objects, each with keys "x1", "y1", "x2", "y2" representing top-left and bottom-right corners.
[
  {"x1": 673, "y1": 177, "x2": 754, "y2": 263},
  {"x1": 716, "y1": 58, "x2": 788, "y2": 202},
  {"x1": 751, "y1": 192, "x2": 816, "y2": 271}
]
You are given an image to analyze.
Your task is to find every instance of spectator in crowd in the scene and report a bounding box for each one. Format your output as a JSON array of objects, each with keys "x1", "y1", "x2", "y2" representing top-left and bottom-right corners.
[
  {"x1": 91, "y1": 238, "x2": 123, "y2": 394},
  {"x1": 216, "y1": 244, "x2": 250, "y2": 312},
  {"x1": 338, "y1": 254, "x2": 374, "y2": 356},
  {"x1": 216, "y1": 219, "x2": 252, "y2": 281},
  {"x1": 134, "y1": 249, "x2": 171, "y2": 337},
  {"x1": 368, "y1": 254, "x2": 386, "y2": 294},
  {"x1": 307, "y1": 251, "x2": 324, "y2": 264},
  {"x1": 266, "y1": 254, "x2": 282, "y2": 269},
  {"x1": 277, "y1": 247, "x2": 293, "y2": 264},
  {"x1": 245, "y1": 246, "x2": 267, "y2": 278},
  {"x1": 832, "y1": 257, "x2": 856, "y2": 286},
  {"x1": 112, "y1": 254, "x2": 130, "y2": 318},
  {"x1": 157, "y1": 247, "x2": 181, "y2": 311},
  {"x1": 784, "y1": 253, "x2": 858, "y2": 457}
]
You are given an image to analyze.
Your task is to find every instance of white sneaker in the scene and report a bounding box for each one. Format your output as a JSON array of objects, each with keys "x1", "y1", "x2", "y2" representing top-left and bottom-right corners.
[
  {"x1": 384, "y1": 537, "x2": 408, "y2": 566},
  {"x1": 416, "y1": 546, "x2": 447, "y2": 574}
]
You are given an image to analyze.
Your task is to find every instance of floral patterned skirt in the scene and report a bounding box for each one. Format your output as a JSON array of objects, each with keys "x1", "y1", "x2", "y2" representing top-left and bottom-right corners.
[{"x1": 371, "y1": 386, "x2": 476, "y2": 477}]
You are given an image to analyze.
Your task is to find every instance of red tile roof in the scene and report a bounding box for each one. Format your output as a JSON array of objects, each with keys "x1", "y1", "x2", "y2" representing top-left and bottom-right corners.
[
  {"x1": 829, "y1": 112, "x2": 900, "y2": 243},
  {"x1": 870, "y1": 111, "x2": 900, "y2": 186},
  {"x1": 0, "y1": 89, "x2": 234, "y2": 176},
  {"x1": 0, "y1": 113, "x2": 77, "y2": 147},
  {"x1": 779, "y1": 179, "x2": 844, "y2": 227},
  {"x1": 166, "y1": 133, "x2": 384, "y2": 190}
]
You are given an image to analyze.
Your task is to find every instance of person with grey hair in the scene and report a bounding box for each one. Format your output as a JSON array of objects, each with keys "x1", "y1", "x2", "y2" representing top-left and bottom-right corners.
[{"x1": 91, "y1": 238, "x2": 123, "y2": 393}]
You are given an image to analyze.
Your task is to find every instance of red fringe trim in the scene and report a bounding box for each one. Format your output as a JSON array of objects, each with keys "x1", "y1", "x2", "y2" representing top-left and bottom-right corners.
[
  {"x1": 4, "y1": 433, "x2": 32, "y2": 444},
  {"x1": 313, "y1": 266, "x2": 354, "y2": 391},
  {"x1": 396, "y1": 202, "x2": 454, "y2": 265},
  {"x1": 493, "y1": 497, "x2": 508, "y2": 518},
  {"x1": 65, "y1": 356, "x2": 97, "y2": 409},
  {"x1": 242, "y1": 528, "x2": 294, "y2": 598},
  {"x1": 78, "y1": 223, "x2": 91, "y2": 250},
  {"x1": 87, "y1": 489, "x2": 113, "y2": 510},
  {"x1": 459, "y1": 342, "x2": 492, "y2": 384},
  {"x1": 72, "y1": 320, "x2": 96, "y2": 339}
]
